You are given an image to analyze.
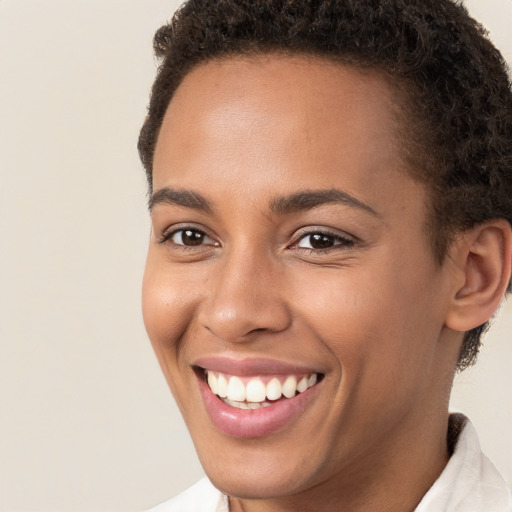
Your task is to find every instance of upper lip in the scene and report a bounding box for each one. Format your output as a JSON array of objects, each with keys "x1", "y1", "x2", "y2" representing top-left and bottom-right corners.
[{"x1": 193, "y1": 356, "x2": 323, "y2": 376}]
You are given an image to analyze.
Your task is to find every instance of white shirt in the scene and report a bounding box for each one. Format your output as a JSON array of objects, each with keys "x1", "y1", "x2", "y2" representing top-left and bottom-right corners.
[{"x1": 147, "y1": 415, "x2": 512, "y2": 512}]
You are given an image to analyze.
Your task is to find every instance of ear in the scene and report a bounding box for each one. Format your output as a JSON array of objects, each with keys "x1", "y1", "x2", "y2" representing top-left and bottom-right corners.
[{"x1": 445, "y1": 219, "x2": 512, "y2": 332}]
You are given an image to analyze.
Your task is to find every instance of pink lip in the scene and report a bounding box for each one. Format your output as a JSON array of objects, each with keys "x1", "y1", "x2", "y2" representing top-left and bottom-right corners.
[
  {"x1": 194, "y1": 357, "x2": 323, "y2": 439},
  {"x1": 193, "y1": 356, "x2": 321, "y2": 376}
]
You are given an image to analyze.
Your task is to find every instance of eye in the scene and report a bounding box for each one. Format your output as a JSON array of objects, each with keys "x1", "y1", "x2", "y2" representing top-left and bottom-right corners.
[
  {"x1": 295, "y1": 231, "x2": 354, "y2": 250},
  {"x1": 165, "y1": 228, "x2": 218, "y2": 247}
]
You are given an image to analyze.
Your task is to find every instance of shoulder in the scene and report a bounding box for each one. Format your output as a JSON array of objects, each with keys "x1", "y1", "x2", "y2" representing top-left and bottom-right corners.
[
  {"x1": 416, "y1": 414, "x2": 512, "y2": 512},
  {"x1": 145, "y1": 477, "x2": 228, "y2": 512}
]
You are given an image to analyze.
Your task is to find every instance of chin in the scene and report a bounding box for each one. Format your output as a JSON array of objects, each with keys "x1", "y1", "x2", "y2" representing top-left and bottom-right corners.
[
  {"x1": 206, "y1": 465, "x2": 314, "y2": 501},
  {"x1": 193, "y1": 434, "x2": 329, "y2": 501}
]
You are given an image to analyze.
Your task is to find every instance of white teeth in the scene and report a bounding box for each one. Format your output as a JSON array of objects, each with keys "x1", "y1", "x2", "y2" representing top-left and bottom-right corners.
[
  {"x1": 227, "y1": 376, "x2": 246, "y2": 401},
  {"x1": 207, "y1": 371, "x2": 218, "y2": 395},
  {"x1": 217, "y1": 374, "x2": 228, "y2": 398},
  {"x1": 297, "y1": 376, "x2": 309, "y2": 393},
  {"x1": 205, "y1": 371, "x2": 319, "y2": 405},
  {"x1": 282, "y1": 376, "x2": 297, "y2": 398},
  {"x1": 266, "y1": 377, "x2": 282, "y2": 401},
  {"x1": 245, "y1": 379, "x2": 267, "y2": 402},
  {"x1": 225, "y1": 398, "x2": 250, "y2": 409},
  {"x1": 223, "y1": 398, "x2": 272, "y2": 409}
]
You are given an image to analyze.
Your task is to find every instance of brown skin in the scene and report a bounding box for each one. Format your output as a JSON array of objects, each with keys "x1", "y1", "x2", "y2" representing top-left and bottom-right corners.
[{"x1": 142, "y1": 55, "x2": 512, "y2": 512}]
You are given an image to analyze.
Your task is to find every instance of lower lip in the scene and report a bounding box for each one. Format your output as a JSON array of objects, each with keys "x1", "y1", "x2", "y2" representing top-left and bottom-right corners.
[{"x1": 197, "y1": 375, "x2": 321, "y2": 439}]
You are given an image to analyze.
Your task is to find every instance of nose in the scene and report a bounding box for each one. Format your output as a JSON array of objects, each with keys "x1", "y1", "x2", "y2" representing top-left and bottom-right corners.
[{"x1": 198, "y1": 249, "x2": 292, "y2": 344}]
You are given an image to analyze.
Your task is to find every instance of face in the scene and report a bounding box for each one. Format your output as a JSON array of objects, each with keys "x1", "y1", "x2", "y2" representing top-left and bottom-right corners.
[{"x1": 143, "y1": 56, "x2": 457, "y2": 501}]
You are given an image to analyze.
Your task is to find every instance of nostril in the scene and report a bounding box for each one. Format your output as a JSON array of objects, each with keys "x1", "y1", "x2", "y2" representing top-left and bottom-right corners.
[
  {"x1": 200, "y1": 310, "x2": 291, "y2": 344},
  {"x1": 248, "y1": 327, "x2": 267, "y2": 334}
]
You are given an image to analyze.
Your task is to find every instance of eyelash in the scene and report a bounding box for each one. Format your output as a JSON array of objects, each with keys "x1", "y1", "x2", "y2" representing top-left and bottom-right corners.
[
  {"x1": 158, "y1": 226, "x2": 215, "y2": 249},
  {"x1": 157, "y1": 227, "x2": 355, "y2": 253},
  {"x1": 290, "y1": 230, "x2": 355, "y2": 254}
]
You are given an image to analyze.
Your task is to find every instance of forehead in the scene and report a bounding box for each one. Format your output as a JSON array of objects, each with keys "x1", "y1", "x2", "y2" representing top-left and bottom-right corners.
[
  {"x1": 167, "y1": 54, "x2": 398, "y2": 121},
  {"x1": 155, "y1": 54, "x2": 406, "y2": 186},
  {"x1": 163, "y1": 55, "x2": 400, "y2": 145},
  {"x1": 153, "y1": 54, "x2": 423, "y2": 226}
]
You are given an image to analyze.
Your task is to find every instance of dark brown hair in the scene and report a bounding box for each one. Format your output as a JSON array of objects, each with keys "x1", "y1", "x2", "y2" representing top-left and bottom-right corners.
[{"x1": 138, "y1": 0, "x2": 512, "y2": 370}]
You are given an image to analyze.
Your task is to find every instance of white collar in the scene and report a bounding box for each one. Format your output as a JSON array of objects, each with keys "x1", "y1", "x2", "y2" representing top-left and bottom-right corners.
[{"x1": 415, "y1": 413, "x2": 511, "y2": 511}]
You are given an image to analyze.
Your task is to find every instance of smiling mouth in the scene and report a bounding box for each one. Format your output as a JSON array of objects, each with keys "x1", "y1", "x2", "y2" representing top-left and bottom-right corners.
[{"x1": 203, "y1": 370, "x2": 321, "y2": 409}]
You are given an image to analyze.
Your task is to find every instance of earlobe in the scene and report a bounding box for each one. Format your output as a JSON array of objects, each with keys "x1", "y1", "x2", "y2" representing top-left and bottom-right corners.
[{"x1": 445, "y1": 219, "x2": 512, "y2": 332}]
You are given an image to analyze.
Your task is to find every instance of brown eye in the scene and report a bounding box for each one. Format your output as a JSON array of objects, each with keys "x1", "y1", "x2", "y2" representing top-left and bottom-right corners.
[
  {"x1": 296, "y1": 231, "x2": 354, "y2": 250},
  {"x1": 171, "y1": 229, "x2": 211, "y2": 246},
  {"x1": 308, "y1": 234, "x2": 335, "y2": 249}
]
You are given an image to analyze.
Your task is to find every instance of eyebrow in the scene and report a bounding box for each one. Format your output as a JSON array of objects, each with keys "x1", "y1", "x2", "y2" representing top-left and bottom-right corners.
[
  {"x1": 269, "y1": 189, "x2": 381, "y2": 218},
  {"x1": 149, "y1": 186, "x2": 380, "y2": 218},
  {"x1": 149, "y1": 187, "x2": 214, "y2": 213}
]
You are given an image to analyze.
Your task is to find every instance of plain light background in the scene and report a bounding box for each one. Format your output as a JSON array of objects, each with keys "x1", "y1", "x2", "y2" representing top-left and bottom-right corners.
[{"x1": 0, "y1": 1, "x2": 511, "y2": 511}]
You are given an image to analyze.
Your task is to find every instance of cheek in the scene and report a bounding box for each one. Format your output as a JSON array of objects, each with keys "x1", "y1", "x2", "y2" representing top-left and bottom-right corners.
[
  {"x1": 290, "y1": 257, "x2": 441, "y2": 373},
  {"x1": 289, "y1": 263, "x2": 443, "y2": 438},
  {"x1": 141, "y1": 255, "x2": 200, "y2": 369}
]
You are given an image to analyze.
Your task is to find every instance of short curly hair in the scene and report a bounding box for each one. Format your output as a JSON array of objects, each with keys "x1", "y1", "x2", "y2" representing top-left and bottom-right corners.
[{"x1": 138, "y1": 0, "x2": 512, "y2": 370}]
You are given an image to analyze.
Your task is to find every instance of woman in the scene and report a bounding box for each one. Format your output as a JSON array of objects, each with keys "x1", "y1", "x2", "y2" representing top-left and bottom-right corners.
[{"x1": 139, "y1": 1, "x2": 512, "y2": 510}]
